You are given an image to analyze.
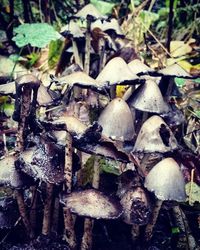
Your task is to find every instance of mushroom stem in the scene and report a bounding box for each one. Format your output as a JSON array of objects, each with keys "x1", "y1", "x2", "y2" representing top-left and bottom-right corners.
[
  {"x1": 145, "y1": 199, "x2": 163, "y2": 241},
  {"x1": 98, "y1": 38, "x2": 106, "y2": 73},
  {"x1": 81, "y1": 219, "x2": 94, "y2": 250},
  {"x1": 131, "y1": 224, "x2": 140, "y2": 242},
  {"x1": 84, "y1": 17, "x2": 92, "y2": 74},
  {"x1": 72, "y1": 39, "x2": 83, "y2": 69},
  {"x1": 16, "y1": 86, "x2": 32, "y2": 152},
  {"x1": 63, "y1": 132, "x2": 77, "y2": 248},
  {"x1": 29, "y1": 185, "x2": 38, "y2": 232},
  {"x1": 42, "y1": 183, "x2": 54, "y2": 235},
  {"x1": 51, "y1": 196, "x2": 60, "y2": 233},
  {"x1": 15, "y1": 189, "x2": 34, "y2": 239},
  {"x1": 81, "y1": 157, "x2": 100, "y2": 250},
  {"x1": 173, "y1": 205, "x2": 198, "y2": 249}
]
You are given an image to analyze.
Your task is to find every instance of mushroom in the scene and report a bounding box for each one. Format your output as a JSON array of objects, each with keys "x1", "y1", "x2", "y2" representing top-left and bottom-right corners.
[
  {"x1": 91, "y1": 18, "x2": 124, "y2": 38},
  {"x1": 158, "y1": 63, "x2": 191, "y2": 78},
  {"x1": 133, "y1": 115, "x2": 178, "y2": 154},
  {"x1": 98, "y1": 97, "x2": 135, "y2": 142},
  {"x1": 96, "y1": 57, "x2": 139, "y2": 86},
  {"x1": 144, "y1": 157, "x2": 186, "y2": 241},
  {"x1": 127, "y1": 79, "x2": 169, "y2": 114},
  {"x1": 120, "y1": 187, "x2": 151, "y2": 226},
  {"x1": 61, "y1": 189, "x2": 122, "y2": 219},
  {"x1": 128, "y1": 59, "x2": 155, "y2": 76},
  {"x1": 74, "y1": 4, "x2": 104, "y2": 20}
]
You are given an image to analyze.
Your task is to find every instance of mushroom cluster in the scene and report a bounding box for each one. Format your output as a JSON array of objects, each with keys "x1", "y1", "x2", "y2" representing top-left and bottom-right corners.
[{"x1": 0, "y1": 2, "x2": 198, "y2": 250}]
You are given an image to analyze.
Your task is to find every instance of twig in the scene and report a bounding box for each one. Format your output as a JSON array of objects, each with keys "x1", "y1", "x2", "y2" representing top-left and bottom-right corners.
[{"x1": 166, "y1": 0, "x2": 174, "y2": 53}]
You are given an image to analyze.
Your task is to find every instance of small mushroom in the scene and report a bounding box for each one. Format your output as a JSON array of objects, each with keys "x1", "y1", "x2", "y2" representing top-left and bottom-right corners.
[
  {"x1": 158, "y1": 63, "x2": 191, "y2": 78},
  {"x1": 91, "y1": 18, "x2": 124, "y2": 37},
  {"x1": 144, "y1": 157, "x2": 186, "y2": 241},
  {"x1": 61, "y1": 189, "x2": 122, "y2": 219},
  {"x1": 128, "y1": 59, "x2": 155, "y2": 76},
  {"x1": 96, "y1": 57, "x2": 139, "y2": 86},
  {"x1": 75, "y1": 4, "x2": 104, "y2": 20},
  {"x1": 144, "y1": 157, "x2": 186, "y2": 202},
  {"x1": 127, "y1": 79, "x2": 169, "y2": 114},
  {"x1": 17, "y1": 136, "x2": 65, "y2": 185},
  {"x1": 0, "y1": 155, "x2": 33, "y2": 188},
  {"x1": 133, "y1": 115, "x2": 178, "y2": 153},
  {"x1": 98, "y1": 98, "x2": 135, "y2": 141},
  {"x1": 120, "y1": 187, "x2": 151, "y2": 225},
  {"x1": 60, "y1": 20, "x2": 85, "y2": 39},
  {"x1": 61, "y1": 72, "x2": 103, "y2": 95}
]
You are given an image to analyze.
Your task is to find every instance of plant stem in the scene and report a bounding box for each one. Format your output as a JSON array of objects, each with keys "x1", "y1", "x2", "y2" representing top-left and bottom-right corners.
[
  {"x1": 10, "y1": 47, "x2": 23, "y2": 80},
  {"x1": 166, "y1": 0, "x2": 174, "y2": 53}
]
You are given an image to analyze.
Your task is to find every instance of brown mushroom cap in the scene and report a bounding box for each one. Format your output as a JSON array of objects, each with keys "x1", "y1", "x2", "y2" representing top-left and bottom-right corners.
[
  {"x1": 61, "y1": 189, "x2": 123, "y2": 219},
  {"x1": 96, "y1": 57, "x2": 139, "y2": 85},
  {"x1": 128, "y1": 59, "x2": 154, "y2": 75},
  {"x1": 16, "y1": 74, "x2": 40, "y2": 88},
  {"x1": 158, "y1": 63, "x2": 191, "y2": 78},
  {"x1": 98, "y1": 98, "x2": 135, "y2": 141},
  {"x1": 133, "y1": 115, "x2": 178, "y2": 153},
  {"x1": 120, "y1": 187, "x2": 151, "y2": 225},
  {"x1": 127, "y1": 79, "x2": 169, "y2": 113},
  {"x1": 75, "y1": 4, "x2": 104, "y2": 19},
  {"x1": 144, "y1": 158, "x2": 186, "y2": 201}
]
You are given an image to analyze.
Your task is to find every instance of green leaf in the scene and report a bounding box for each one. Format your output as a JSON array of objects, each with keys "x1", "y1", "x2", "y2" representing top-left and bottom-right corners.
[
  {"x1": 99, "y1": 158, "x2": 120, "y2": 176},
  {"x1": 48, "y1": 40, "x2": 63, "y2": 69},
  {"x1": 175, "y1": 77, "x2": 185, "y2": 88},
  {"x1": 171, "y1": 227, "x2": 180, "y2": 234},
  {"x1": 12, "y1": 23, "x2": 61, "y2": 48},
  {"x1": 90, "y1": 0, "x2": 115, "y2": 15},
  {"x1": 185, "y1": 182, "x2": 200, "y2": 205}
]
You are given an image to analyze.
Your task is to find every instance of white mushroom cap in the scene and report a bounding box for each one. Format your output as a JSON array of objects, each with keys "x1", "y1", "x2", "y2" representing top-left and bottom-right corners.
[
  {"x1": 128, "y1": 59, "x2": 154, "y2": 75},
  {"x1": 144, "y1": 158, "x2": 186, "y2": 201},
  {"x1": 62, "y1": 189, "x2": 122, "y2": 219},
  {"x1": 158, "y1": 64, "x2": 191, "y2": 77},
  {"x1": 96, "y1": 57, "x2": 138, "y2": 85},
  {"x1": 91, "y1": 18, "x2": 124, "y2": 36},
  {"x1": 133, "y1": 115, "x2": 178, "y2": 153},
  {"x1": 61, "y1": 72, "x2": 103, "y2": 94},
  {"x1": 60, "y1": 21, "x2": 85, "y2": 38},
  {"x1": 75, "y1": 4, "x2": 103, "y2": 19},
  {"x1": 128, "y1": 79, "x2": 169, "y2": 113},
  {"x1": 98, "y1": 98, "x2": 135, "y2": 141}
]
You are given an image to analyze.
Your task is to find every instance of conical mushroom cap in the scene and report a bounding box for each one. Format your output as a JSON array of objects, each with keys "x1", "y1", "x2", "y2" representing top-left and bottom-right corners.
[
  {"x1": 98, "y1": 98, "x2": 135, "y2": 141},
  {"x1": 120, "y1": 187, "x2": 151, "y2": 225},
  {"x1": 128, "y1": 80, "x2": 169, "y2": 113},
  {"x1": 61, "y1": 72, "x2": 102, "y2": 94},
  {"x1": 96, "y1": 57, "x2": 138, "y2": 85},
  {"x1": 158, "y1": 64, "x2": 191, "y2": 78},
  {"x1": 61, "y1": 189, "x2": 122, "y2": 219},
  {"x1": 60, "y1": 21, "x2": 85, "y2": 38},
  {"x1": 128, "y1": 59, "x2": 154, "y2": 75},
  {"x1": 133, "y1": 115, "x2": 178, "y2": 153},
  {"x1": 144, "y1": 158, "x2": 186, "y2": 201},
  {"x1": 91, "y1": 18, "x2": 124, "y2": 36},
  {"x1": 75, "y1": 4, "x2": 103, "y2": 19}
]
